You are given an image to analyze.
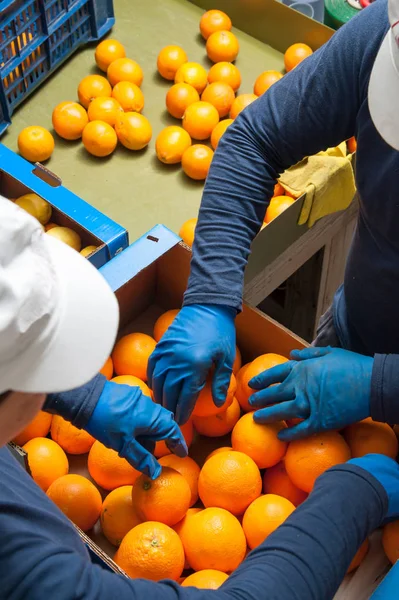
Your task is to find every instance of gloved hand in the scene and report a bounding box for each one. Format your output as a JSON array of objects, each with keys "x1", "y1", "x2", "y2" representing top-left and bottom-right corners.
[
  {"x1": 147, "y1": 304, "x2": 236, "y2": 424},
  {"x1": 86, "y1": 381, "x2": 188, "y2": 479},
  {"x1": 249, "y1": 346, "x2": 373, "y2": 441},
  {"x1": 348, "y1": 454, "x2": 399, "y2": 520}
]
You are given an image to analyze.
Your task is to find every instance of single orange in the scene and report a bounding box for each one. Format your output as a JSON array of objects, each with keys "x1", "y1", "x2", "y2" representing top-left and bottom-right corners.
[
  {"x1": 51, "y1": 415, "x2": 95, "y2": 455},
  {"x1": 254, "y1": 70, "x2": 283, "y2": 96},
  {"x1": 200, "y1": 9, "x2": 232, "y2": 40},
  {"x1": 208, "y1": 61, "x2": 241, "y2": 92},
  {"x1": 52, "y1": 101, "x2": 89, "y2": 140},
  {"x1": 114, "y1": 112, "x2": 152, "y2": 150},
  {"x1": 112, "y1": 332, "x2": 156, "y2": 381},
  {"x1": 158, "y1": 455, "x2": 201, "y2": 506},
  {"x1": 157, "y1": 45, "x2": 188, "y2": 80},
  {"x1": 263, "y1": 461, "x2": 308, "y2": 506},
  {"x1": 82, "y1": 120, "x2": 118, "y2": 157},
  {"x1": 88, "y1": 441, "x2": 140, "y2": 491},
  {"x1": 343, "y1": 418, "x2": 398, "y2": 459},
  {"x1": 23, "y1": 437, "x2": 69, "y2": 492},
  {"x1": 175, "y1": 62, "x2": 208, "y2": 94},
  {"x1": 107, "y1": 58, "x2": 143, "y2": 87},
  {"x1": 274, "y1": 182, "x2": 285, "y2": 196},
  {"x1": 233, "y1": 346, "x2": 242, "y2": 374},
  {"x1": 347, "y1": 539, "x2": 369, "y2": 573},
  {"x1": 210, "y1": 118, "x2": 233, "y2": 149},
  {"x1": 183, "y1": 101, "x2": 219, "y2": 140},
  {"x1": 285, "y1": 431, "x2": 351, "y2": 493},
  {"x1": 284, "y1": 43, "x2": 313, "y2": 72},
  {"x1": 205, "y1": 447, "x2": 233, "y2": 461},
  {"x1": 382, "y1": 520, "x2": 399, "y2": 564},
  {"x1": 232, "y1": 413, "x2": 288, "y2": 469},
  {"x1": 235, "y1": 353, "x2": 288, "y2": 412},
  {"x1": 95, "y1": 39, "x2": 126, "y2": 72},
  {"x1": 18, "y1": 126, "x2": 54, "y2": 162},
  {"x1": 112, "y1": 81, "x2": 144, "y2": 112},
  {"x1": 115, "y1": 521, "x2": 184, "y2": 581},
  {"x1": 154, "y1": 419, "x2": 194, "y2": 459},
  {"x1": 153, "y1": 309, "x2": 180, "y2": 341},
  {"x1": 12, "y1": 411, "x2": 52, "y2": 446},
  {"x1": 179, "y1": 217, "x2": 197, "y2": 246},
  {"x1": 206, "y1": 31, "x2": 239, "y2": 63},
  {"x1": 173, "y1": 507, "x2": 202, "y2": 553},
  {"x1": 46, "y1": 474, "x2": 102, "y2": 532},
  {"x1": 182, "y1": 570, "x2": 229, "y2": 589},
  {"x1": 229, "y1": 93, "x2": 257, "y2": 119},
  {"x1": 166, "y1": 82, "x2": 200, "y2": 119},
  {"x1": 193, "y1": 397, "x2": 241, "y2": 437},
  {"x1": 347, "y1": 136, "x2": 357, "y2": 153},
  {"x1": 201, "y1": 82, "x2": 235, "y2": 118},
  {"x1": 100, "y1": 356, "x2": 113, "y2": 379},
  {"x1": 77, "y1": 74, "x2": 112, "y2": 109},
  {"x1": 111, "y1": 375, "x2": 153, "y2": 399},
  {"x1": 243, "y1": 494, "x2": 295, "y2": 549},
  {"x1": 182, "y1": 145, "x2": 214, "y2": 180},
  {"x1": 100, "y1": 485, "x2": 142, "y2": 546},
  {"x1": 192, "y1": 373, "x2": 236, "y2": 418},
  {"x1": 264, "y1": 196, "x2": 295, "y2": 223},
  {"x1": 132, "y1": 467, "x2": 191, "y2": 526},
  {"x1": 156, "y1": 126, "x2": 192, "y2": 164},
  {"x1": 45, "y1": 222, "x2": 58, "y2": 231},
  {"x1": 87, "y1": 96, "x2": 123, "y2": 126}
]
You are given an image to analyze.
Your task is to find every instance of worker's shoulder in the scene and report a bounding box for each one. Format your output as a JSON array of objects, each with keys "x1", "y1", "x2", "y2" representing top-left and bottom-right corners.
[{"x1": 354, "y1": 0, "x2": 388, "y2": 35}]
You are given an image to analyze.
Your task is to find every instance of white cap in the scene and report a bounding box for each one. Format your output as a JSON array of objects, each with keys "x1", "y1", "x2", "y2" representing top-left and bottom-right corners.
[
  {"x1": 0, "y1": 195, "x2": 119, "y2": 394},
  {"x1": 369, "y1": 0, "x2": 399, "y2": 150}
]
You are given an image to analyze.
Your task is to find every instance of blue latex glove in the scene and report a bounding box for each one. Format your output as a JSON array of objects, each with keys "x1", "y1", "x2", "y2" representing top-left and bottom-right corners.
[
  {"x1": 86, "y1": 381, "x2": 188, "y2": 479},
  {"x1": 348, "y1": 454, "x2": 399, "y2": 520},
  {"x1": 147, "y1": 304, "x2": 236, "y2": 424},
  {"x1": 249, "y1": 346, "x2": 373, "y2": 441}
]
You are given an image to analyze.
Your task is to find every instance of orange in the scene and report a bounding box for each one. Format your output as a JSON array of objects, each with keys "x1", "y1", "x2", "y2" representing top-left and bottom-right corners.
[
  {"x1": 175, "y1": 62, "x2": 208, "y2": 94},
  {"x1": 173, "y1": 507, "x2": 202, "y2": 563},
  {"x1": 210, "y1": 118, "x2": 233, "y2": 149},
  {"x1": 347, "y1": 136, "x2": 357, "y2": 153},
  {"x1": 192, "y1": 373, "x2": 236, "y2": 417},
  {"x1": 206, "y1": 31, "x2": 239, "y2": 63},
  {"x1": 155, "y1": 126, "x2": 192, "y2": 164},
  {"x1": 347, "y1": 539, "x2": 369, "y2": 573},
  {"x1": 52, "y1": 101, "x2": 89, "y2": 140},
  {"x1": 77, "y1": 74, "x2": 112, "y2": 109},
  {"x1": 100, "y1": 485, "x2": 141, "y2": 546},
  {"x1": 166, "y1": 82, "x2": 200, "y2": 119},
  {"x1": 274, "y1": 182, "x2": 285, "y2": 196},
  {"x1": 179, "y1": 507, "x2": 246, "y2": 572},
  {"x1": 254, "y1": 70, "x2": 283, "y2": 96},
  {"x1": 382, "y1": 520, "x2": 399, "y2": 564},
  {"x1": 205, "y1": 447, "x2": 233, "y2": 461},
  {"x1": 80, "y1": 245, "x2": 98, "y2": 257},
  {"x1": 112, "y1": 81, "x2": 144, "y2": 112},
  {"x1": 17, "y1": 126, "x2": 54, "y2": 162},
  {"x1": 153, "y1": 309, "x2": 180, "y2": 341},
  {"x1": 183, "y1": 101, "x2": 219, "y2": 140},
  {"x1": 157, "y1": 45, "x2": 188, "y2": 80},
  {"x1": 112, "y1": 332, "x2": 156, "y2": 381},
  {"x1": 179, "y1": 217, "x2": 197, "y2": 246},
  {"x1": 235, "y1": 353, "x2": 288, "y2": 412},
  {"x1": 263, "y1": 461, "x2": 308, "y2": 506},
  {"x1": 285, "y1": 431, "x2": 351, "y2": 493},
  {"x1": 284, "y1": 43, "x2": 313, "y2": 72},
  {"x1": 208, "y1": 61, "x2": 241, "y2": 92},
  {"x1": 100, "y1": 356, "x2": 113, "y2": 379},
  {"x1": 193, "y1": 397, "x2": 241, "y2": 437},
  {"x1": 232, "y1": 413, "x2": 287, "y2": 469},
  {"x1": 182, "y1": 144, "x2": 214, "y2": 180},
  {"x1": 198, "y1": 450, "x2": 262, "y2": 515},
  {"x1": 115, "y1": 521, "x2": 184, "y2": 581},
  {"x1": 45, "y1": 222, "x2": 57, "y2": 231},
  {"x1": 23, "y1": 437, "x2": 69, "y2": 492},
  {"x1": 12, "y1": 411, "x2": 52, "y2": 446},
  {"x1": 51, "y1": 415, "x2": 95, "y2": 454},
  {"x1": 200, "y1": 9, "x2": 232, "y2": 40},
  {"x1": 87, "y1": 96, "x2": 123, "y2": 126},
  {"x1": 154, "y1": 419, "x2": 194, "y2": 458},
  {"x1": 107, "y1": 58, "x2": 143, "y2": 87},
  {"x1": 158, "y1": 455, "x2": 200, "y2": 506},
  {"x1": 182, "y1": 570, "x2": 229, "y2": 589},
  {"x1": 264, "y1": 195, "x2": 295, "y2": 223},
  {"x1": 115, "y1": 112, "x2": 152, "y2": 150},
  {"x1": 233, "y1": 346, "x2": 242, "y2": 374},
  {"x1": 111, "y1": 375, "x2": 153, "y2": 399},
  {"x1": 229, "y1": 93, "x2": 257, "y2": 119},
  {"x1": 46, "y1": 474, "x2": 102, "y2": 532},
  {"x1": 343, "y1": 418, "x2": 398, "y2": 459},
  {"x1": 88, "y1": 441, "x2": 140, "y2": 491},
  {"x1": 95, "y1": 39, "x2": 126, "y2": 72},
  {"x1": 132, "y1": 467, "x2": 191, "y2": 526},
  {"x1": 243, "y1": 494, "x2": 295, "y2": 549},
  {"x1": 82, "y1": 121, "x2": 117, "y2": 157},
  {"x1": 201, "y1": 82, "x2": 235, "y2": 118}
]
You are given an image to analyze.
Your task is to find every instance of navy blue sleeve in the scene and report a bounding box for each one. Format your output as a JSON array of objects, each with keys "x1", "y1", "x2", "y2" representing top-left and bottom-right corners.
[
  {"x1": 183, "y1": 0, "x2": 387, "y2": 311},
  {"x1": 370, "y1": 354, "x2": 399, "y2": 424},
  {"x1": 43, "y1": 373, "x2": 106, "y2": 429}
]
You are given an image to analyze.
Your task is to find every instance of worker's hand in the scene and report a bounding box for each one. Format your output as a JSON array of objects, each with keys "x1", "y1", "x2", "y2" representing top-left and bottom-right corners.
[
  {"x1": 249, "y1": 346, "x2": 373, "y2": 441},
  {"x1": 85, "y1": 381, "x2": 187, "y2": 479},
  {"x1": 147, "y1": 304, "x2": 236, "y2": 424}
]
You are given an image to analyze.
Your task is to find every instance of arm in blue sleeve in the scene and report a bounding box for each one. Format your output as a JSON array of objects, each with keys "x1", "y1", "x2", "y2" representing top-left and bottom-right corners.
[
  {"x1": 183, "y1": 0, "x2": 387, "y2": 311},
  {"x1": 370, "y1": 354, "x2": 399, "y2": 424},
  {"x1": 43, "y1": 373, "x2": 106, "y2": 429}
]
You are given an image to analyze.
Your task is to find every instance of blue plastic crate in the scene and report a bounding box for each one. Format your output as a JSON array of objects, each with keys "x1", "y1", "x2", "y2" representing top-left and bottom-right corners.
[{"x1": 0, "y1": 0, "x2": 115, "y2": 134}]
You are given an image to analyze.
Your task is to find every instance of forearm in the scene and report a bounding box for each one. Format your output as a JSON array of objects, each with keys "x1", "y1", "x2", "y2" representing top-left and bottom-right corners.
[{"x1": 371, "y1": 354, "x2": 399, "y2": 423}]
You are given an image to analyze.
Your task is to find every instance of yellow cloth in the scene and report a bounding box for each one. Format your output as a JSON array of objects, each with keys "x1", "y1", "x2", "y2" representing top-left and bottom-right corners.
[{"x1": 279, "y1": 142, "x2": 356, "y2": 227}]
